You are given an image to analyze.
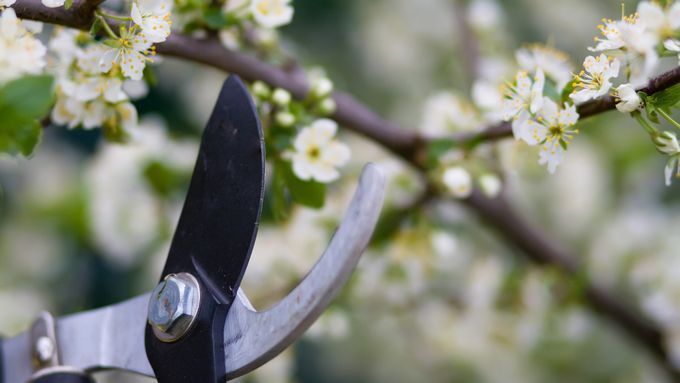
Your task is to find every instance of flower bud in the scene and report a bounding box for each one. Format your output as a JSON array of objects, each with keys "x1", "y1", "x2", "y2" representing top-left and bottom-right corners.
[
  {"x1": 252, "y1": 81, "x2": 271, "y2": 99},
  {"x1": 478, "y1": 174, "x2": 502, "y2": 198},
  {"x1": 275, "y1": 111, "x2": 296, "y2": 127},
  {"x1": 655, "y1": 131, "x2": 680, "y2": 155},
  {"x1": 317, "y1": 97, "x2": 337, "y2": 115},
  {"x1": 442, "y1": 167, "x2": 472, "y2": 199},
  {"x1": 615, "y1": 84, "x2": 642, "y2": 113},
  {"x1": 272, "y1": 88, "x2": 292, "y2": 106},
  {"x1": 310, "y1": 77, "x2": 334, "y2": 99}
]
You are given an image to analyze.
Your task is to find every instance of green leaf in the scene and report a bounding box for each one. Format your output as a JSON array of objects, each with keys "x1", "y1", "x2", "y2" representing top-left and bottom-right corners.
[
  {"x1": 89, "y1": 17, "x2": 102, "y2": 37},
  {"x1": 543, "y1": 79, "x2": 560, "y2": 101},
  {"x1": 143, "y1": 65, "x2": 158, "y2": 86},
  {"x1": 370, "y1": 207, "x2": 408, "y2": 246},
  {"x1": 102, "y1": 122, "x2": 130, "y2": 143},
  {"x1": 648, "y1": 83, "x2": 680, "y2": 109},
  {"x1": 0, "y1": 120, "x2": 42, "y2": 156},
  {"x1": 0, "y1": 75, "x2": 55, "y2": 120},
  {"x1": 203, "y1": 7, "x2": 230, "y2": 29},
  {"x1": 142, "y1": 160, "x2": 190, "y2": 197},
  {"x1": 270, "y1": 162, "x2": 290, "y2": 221},
  {"x1": 282, "y1": 161, "x2": 326, "y2": 208},
  {"x1": 559, "y1": 138, "x2": 568, "y2": 151},
  {"x1": 64, "y1": 0, "x2": 73, "y2": 9},
  {"x1": 0, "y1": 75, "x2": 54, "y2": 156},
  {"x1": 560, "y1": 79, "x2": 576, "y2": 104},
  {"x1": 425, "y1": 138, "x2": 457, "y2": 167}
]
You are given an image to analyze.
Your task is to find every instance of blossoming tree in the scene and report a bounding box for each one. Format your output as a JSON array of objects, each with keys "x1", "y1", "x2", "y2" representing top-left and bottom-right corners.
[{"x1": 3, "y1": 0, "x2": 680, "y2": 381}]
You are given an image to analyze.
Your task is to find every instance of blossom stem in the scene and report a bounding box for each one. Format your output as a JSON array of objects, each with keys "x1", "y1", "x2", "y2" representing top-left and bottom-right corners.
[
  {"x1": 96, "y1": 9, "x2": 131, "y2": 21},
  {"x1": 94, "y1": 13, "x2": 119, "y2": 39},
  {"x1": 655, "y1": 108, "x2": 680, "y2": 131},
  {"x1": 633, "y1": 111, "x2": 659, "y2": 136}
]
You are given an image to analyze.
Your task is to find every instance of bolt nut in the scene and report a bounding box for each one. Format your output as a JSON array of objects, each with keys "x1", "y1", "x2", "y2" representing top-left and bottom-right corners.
[
  {"x1": 148, "y1": 272, "x2": 201, "y2": 342},
  {"x1": 35, "y1": 336, "x2": 54, "y2": 363}
]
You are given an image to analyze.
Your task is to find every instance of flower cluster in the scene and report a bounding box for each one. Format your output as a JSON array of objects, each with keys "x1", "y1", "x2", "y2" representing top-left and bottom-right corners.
[
  {"x1": 170, "y1": 0, "x2": 294, "y2": 53},
  {"x1": 0, "y1": 6, "x2": 46, "y2": 85},
  {"x1": 568, "y1": 1, "x2": 680, "y2": 185},
  {"x1": 573, "y1": 2, "x2": 680, "y2": 107},
  {"x1": 250, "y1": 72, "x2": 348, "y2": 209},
  {"x1": 44, "y1": 0, "x2": 173, "y2": 135},
  {"x1": 501, "y1": 44, "x2": 580, "y2": 173},
  {"x1": 49, "y1": 28, "x2": 144, "y2": 135},
  {"x1": 98, "y1": 0, "x2": 173, "y2": 81}
]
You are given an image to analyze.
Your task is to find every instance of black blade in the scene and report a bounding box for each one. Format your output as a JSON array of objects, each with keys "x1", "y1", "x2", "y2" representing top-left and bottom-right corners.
[
  {"x1": 145, "y1": 75, "x2": 264, "y2": 383},
  {"x1": 162, "y1": 75, "x2": 264, "y2": 303}
]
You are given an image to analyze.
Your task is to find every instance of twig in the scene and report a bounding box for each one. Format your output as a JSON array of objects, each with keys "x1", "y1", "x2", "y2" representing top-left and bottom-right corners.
[{"x1": 452, "y1": 0, "x2": 480, "y2": 87}]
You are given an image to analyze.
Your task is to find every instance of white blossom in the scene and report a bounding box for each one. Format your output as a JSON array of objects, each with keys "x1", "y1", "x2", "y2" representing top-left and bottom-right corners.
[
  {"x1": 0, "y1": 8, "x2": 46, "y2": 84},
  {"x1": 664, "y1": 39, "x2": 680, "y2": 64},
  {"x1": 614, "y1": 83, "x2": 642, "y2": 113},
  {"x1": 502, "y1": 69, "x2": 544, "y2": 143},
  {"x1": 51, "y1": 95, "x2": 84, "y2": 129},
  {"x1": 590, "y1": 14, "x2": 637, "y2": 52},
  {"x1": 637, "y1": 1, "x2": 680, "y2": 40},
  {"x1": 516, "y1": 44, "x2": 573, "y2": 90},
  {"x1": 570, "y1": 54, "x2": 619, "y2": 104},
  {"x1": 223, "y1": 0, "x2": 250, "y2": 17},
  {"x1": 310, "y1": 77, "x2": 333, "y2": 98},
  {"x1": 66, "y1": 75, "x2": 128, "y2": 103},
  {"x1": 617, "y1": 20, "x2": 659, "y2": 86},
  {"x1": 271, "y1": 88, "x2": 291, "y2": 106},
  {"x1": 123, "y1": 79, "x2": 149, "y2": 100},
  {"x1": 466, "y1": 0, "x2": 501, "y2": 31},
  {"x1": 665, "y1": 156, "x2": 680, "y2": 186},
  {"x1": 41, "y1": 0, "x2": 65, "y2": 8},
  {"x1": 99, "y1": 29, "x2": 154, "y2": 81},
  {"x1": 289, "y1": 119, "x2": 350, "y2": 183},
  {"x1": 131, "y1": 0, "x2": 172, "y2": 43},
  {"x1": 478, "y1": 174, "x2": 502, "y2": 198},
  {"x1": 420, "y1": 92, "x2": 480, "y2": 137},
  {"x1": 503, "y1": 70, "x2": 544, "y2": 119},
  {"x1": 251, "y1": 0, "x2": 293, "y2": 29},
  {"x1": 535, "y1": 98, "x2": 580, "y2": 173},
  {"x1": 218, "y1": 27, "x2": 241, "y2": 50},
  {"x1": 656, "y1": 131, "x2": 680, "y2": 156},
  {"x1": 21, "y1": 20, "x2": 42, "y2": 34},
  {"x1": 655, "y1": 131, "x2": 680, "y2": 186},
  {"x1": 49, "y1": 28, "x2": 80, "y2": 64},
  {"x1": 275, "y1": 111, "x2": 295, "y2": 127},
  {"x1": 442, "y1": 166, "x2": 472, "y2": 199},
  {"x1": 472, "y1": 80, "x2": 503, "y2": 123}
]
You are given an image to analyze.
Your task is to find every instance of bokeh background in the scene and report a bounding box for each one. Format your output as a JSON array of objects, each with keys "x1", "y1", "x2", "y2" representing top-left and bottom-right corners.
[{"x1": 2, "y1": 0, "x2": 680, "y2": 382}]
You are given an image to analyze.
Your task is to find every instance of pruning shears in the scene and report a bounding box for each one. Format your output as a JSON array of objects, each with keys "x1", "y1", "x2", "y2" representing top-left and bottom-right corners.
[{"x1": 0, "y1": 76, "x2": 386, "y2": 383}]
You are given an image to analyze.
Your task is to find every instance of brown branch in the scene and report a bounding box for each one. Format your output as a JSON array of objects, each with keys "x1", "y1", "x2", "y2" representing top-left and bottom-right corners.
[
  {"x1": 12, "y1": 1, "x2": 680, "y2": 378},
  {"x1": 72, "y1": 0, "x2": 104, "y2": 20},
  {"x1": 452, "y1": 0, "x2": 481, "y2": 85}
]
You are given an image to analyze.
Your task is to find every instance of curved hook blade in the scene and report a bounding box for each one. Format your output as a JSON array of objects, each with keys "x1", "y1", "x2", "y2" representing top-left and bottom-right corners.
[{"x1": 222, "y1": 163, "x2": 386, "y2": 379}]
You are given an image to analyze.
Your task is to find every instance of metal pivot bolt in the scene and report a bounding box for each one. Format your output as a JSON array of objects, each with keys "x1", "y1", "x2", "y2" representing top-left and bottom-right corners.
[{"x1": 148, "y1": 272, "x2": 202, "y2": 342}]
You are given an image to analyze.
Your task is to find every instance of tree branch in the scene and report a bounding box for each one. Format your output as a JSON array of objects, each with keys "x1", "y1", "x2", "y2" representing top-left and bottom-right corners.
[
  {"x1": 12, "y1": 1, "x2": 680, "y2": 377},
  {"x1": 465, "y1": 190, "x2": 679, "y2": 380},
  {"x1": 453, "y1": 66, "x2": 680, "y2": 145}
]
